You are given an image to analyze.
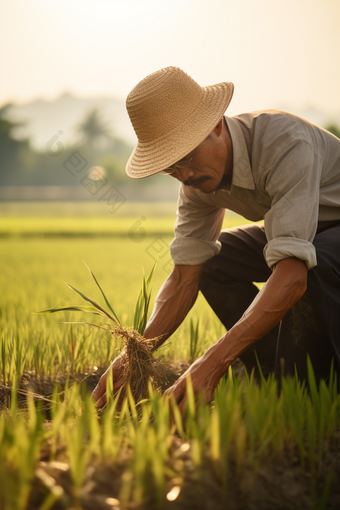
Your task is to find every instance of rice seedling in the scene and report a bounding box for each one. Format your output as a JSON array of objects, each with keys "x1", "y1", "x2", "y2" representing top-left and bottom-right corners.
[
  {"x1": 189, "y1": 318, "x2": 201, "y2": 363},
  {"x1": 0, "y1": 383, "x2": 45, "y2": 510},
  {"x1": 35, "y1": 261, "x2": 170, "y2": 403}
]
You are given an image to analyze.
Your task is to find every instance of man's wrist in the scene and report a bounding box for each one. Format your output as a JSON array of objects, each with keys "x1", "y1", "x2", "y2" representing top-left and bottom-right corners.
[
  {"x1": 198, "y1": 332, "x2": 235, "y2": 382},
  {"x1": 206, "y1": 322, "x2": 253, "y2": 380}
]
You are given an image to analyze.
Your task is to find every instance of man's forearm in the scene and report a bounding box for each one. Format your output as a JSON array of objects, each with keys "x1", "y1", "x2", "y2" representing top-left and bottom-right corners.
[
  {"x1": 143, "y1": 264, "x2": 203, "y2": 350},
  {"x1": 204, "y1": 258, "x2": 308, "y2": 380}
]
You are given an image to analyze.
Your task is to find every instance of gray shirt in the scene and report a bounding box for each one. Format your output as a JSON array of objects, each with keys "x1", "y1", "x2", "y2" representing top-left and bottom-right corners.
[{"x1": 170, "y1": 110, "x2": 340, "y2": 270}]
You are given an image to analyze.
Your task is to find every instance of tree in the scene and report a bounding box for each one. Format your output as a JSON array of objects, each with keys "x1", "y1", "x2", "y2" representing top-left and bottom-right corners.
[
  {"x1": 0, "y1": 105, "x2": 35, "y2": 185},
  {"x1": 77, "y1": 108, "x2": 112, "y2": 149}
]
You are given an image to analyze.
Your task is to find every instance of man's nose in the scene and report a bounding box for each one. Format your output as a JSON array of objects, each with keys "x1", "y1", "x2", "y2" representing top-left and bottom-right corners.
[{"x1": 176, "y1": 167, "x2": 195, "y2": 182}]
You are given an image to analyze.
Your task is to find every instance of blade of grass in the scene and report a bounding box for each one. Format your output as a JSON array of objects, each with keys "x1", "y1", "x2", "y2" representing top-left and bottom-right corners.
[
  {"x1": 33, "y1": 305, "x2": 104, "y2": 316},
  {"x1": 83, "y1": 261, "x2": 121, "y2": 324},
  {"x1": 134, "y1": 261, "x2": 157, "y2": 334},
  {"x1": 64, "y1": 282, "x2": 118, "y2": 324}
]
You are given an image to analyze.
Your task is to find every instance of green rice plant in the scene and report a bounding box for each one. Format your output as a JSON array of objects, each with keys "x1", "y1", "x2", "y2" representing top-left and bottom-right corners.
[
  {"x1": 133, "y1": 262, "x2": 156, "y2": 335},
  {"x1": 0, "y1": 384, "x2": 45, "y2": 510},
  {"x1": 46, "y1": 385, "x2": 67, "y2": 460},
  {"x1": 36, "y1": 262, "x2": 156, "y2": 334},
  {"x1": 306, "y1": 399, "x2": 317, "y2": 473},
  {"x1": 169, "y1": 393, "x2": 185, "y2": 439},
  {"x1": 60, "y1": 385, "x2": 91, "y2": 504},
  {"x1": 281, "y1": 376, "x2": 307, "y2": 468},
  {"x1": 306, "y1": 358, "x2": 340, "y2": 473},
  {"x1": 182, "y1": 376, "x2": 210, "y2": 469},
  {"x1": 0, "y1": 332, "x2": 21, "y2": 386},
  {"x1": 35, "y1": 261, "x2": 168, "y2": 403},
  {"x1": 35, "y1": 261, "x2": 158, "y2": 350},
  {"x1": 189, "y1": 318, "x2": 201, "y2": 363},
  {"x1": 1, "y1": 332, "x2": 9, "y2": 386},
  {"x1": 210, "y1": 406, "x2": 220, "y2": 462},
  {"x1": 109, "y1": 384, "x2": 174, "y2": 508},
  {"x1": 323, "y1": 365, "x2": 340, "y2": 439},
  {"x1": 99, "y1": 380, "x2": 124, "y2": 464},
  {"x1": 35, "y1": 261, "x2": 122, "y2": 339},
  {"x1": 213, "y1": 369, "x2": 244, "y2": 473},
  {"x1": 144, "y1": 389, "x2": 172, "y2": 507}
]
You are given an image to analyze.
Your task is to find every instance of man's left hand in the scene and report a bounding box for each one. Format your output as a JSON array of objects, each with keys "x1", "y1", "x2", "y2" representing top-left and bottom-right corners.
[{"x1": 164, "y1": 345, "x2": 225, "y2": 414}]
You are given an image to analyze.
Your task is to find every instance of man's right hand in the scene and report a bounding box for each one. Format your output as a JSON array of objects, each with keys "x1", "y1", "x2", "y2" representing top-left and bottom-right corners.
[{"x1": 91, "y1": 353, "x2": 125, "y2": 408}]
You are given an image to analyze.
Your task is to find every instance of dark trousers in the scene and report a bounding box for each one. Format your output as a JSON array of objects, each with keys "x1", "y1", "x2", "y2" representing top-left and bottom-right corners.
[{"x1": 198, "y1": 223, "x2": 340, "y2": 382}]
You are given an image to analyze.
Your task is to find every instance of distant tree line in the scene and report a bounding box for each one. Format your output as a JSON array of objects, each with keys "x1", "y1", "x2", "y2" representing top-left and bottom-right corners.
[{"x1": 0, "y1": 106, "x2": 141, "y2": 187}]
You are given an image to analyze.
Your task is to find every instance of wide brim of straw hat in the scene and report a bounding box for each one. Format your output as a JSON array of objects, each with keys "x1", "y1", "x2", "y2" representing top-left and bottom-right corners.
[{"x1": 126, "y1": 81, "x2": 234, "y2": 179}]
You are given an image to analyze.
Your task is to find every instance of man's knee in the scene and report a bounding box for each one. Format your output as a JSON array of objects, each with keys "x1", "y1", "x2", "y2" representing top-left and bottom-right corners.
[
  {"x1": 308, "y1": 249, "x2": 340, "y2": 290},
  {"x1": 312, "y1": 224, "x2": 340, "y2": 281}
]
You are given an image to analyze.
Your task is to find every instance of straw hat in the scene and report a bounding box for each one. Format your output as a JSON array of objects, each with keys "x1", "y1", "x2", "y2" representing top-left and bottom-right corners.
[{"x1": 125, "y1": 67, "x2": 234, "y2": 179}]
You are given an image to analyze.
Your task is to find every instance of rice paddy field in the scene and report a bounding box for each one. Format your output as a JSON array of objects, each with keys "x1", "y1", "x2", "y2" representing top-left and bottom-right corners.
[{"x1": 1, "y1": 201, "x2": 340, "y2": 510}]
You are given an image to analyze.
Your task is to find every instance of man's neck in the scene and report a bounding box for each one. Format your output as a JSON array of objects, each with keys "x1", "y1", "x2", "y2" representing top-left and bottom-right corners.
[{"x1": 217, "y1": 173, "x2": 232, "y2": 191}]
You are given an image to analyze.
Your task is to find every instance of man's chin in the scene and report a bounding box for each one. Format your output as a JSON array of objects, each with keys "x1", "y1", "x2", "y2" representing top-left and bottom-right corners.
[
  {"x1": 199, "y1": 181, "x2": 220, "y2": 194},
  {"x1": 202, "y1": 175, "x2": 225, "y2": 193}
]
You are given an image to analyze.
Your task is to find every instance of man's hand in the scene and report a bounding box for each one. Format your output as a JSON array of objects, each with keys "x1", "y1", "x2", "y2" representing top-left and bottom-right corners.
[
  {"x1": 91, "y1": 354, "x2": 125, "y2": 408},
  {"x1": 164, "y1": 343, "x2": 223, "y2": 414}
]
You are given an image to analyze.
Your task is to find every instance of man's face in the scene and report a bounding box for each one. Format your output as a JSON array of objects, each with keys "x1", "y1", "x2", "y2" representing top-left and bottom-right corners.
[{"x1": 164, "y1": 119, "x2": 233, "y2": 194}]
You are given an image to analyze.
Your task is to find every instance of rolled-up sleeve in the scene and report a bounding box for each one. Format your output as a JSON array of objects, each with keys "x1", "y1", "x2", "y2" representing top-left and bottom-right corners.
[
  {"x1": 170, "y1": 184, "x2": 225, "y2": 265},
  {"x1": 263, "y1": 140, "x2": 321, "y2": 270}
]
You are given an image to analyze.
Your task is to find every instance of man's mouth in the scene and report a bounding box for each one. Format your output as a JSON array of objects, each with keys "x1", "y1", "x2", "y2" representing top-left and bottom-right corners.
[{"x1": 184, "y1": 177, "x2": 209, "y2": 188}]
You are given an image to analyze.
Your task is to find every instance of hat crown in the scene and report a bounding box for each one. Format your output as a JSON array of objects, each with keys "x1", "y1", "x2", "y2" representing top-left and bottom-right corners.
[{"x1": 126, "y1": 67, "x2": 204, "y2": 143}]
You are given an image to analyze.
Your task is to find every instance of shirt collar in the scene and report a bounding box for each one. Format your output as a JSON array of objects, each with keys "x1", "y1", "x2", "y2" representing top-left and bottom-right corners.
[{"x1": 224, "y1": 116, "x2": 255, "y2": 190}]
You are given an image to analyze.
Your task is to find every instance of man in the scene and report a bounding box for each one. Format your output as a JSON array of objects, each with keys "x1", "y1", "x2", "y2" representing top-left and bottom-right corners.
[{"x1": 92, "y1": 67, "x2": 340, "y2": 410}]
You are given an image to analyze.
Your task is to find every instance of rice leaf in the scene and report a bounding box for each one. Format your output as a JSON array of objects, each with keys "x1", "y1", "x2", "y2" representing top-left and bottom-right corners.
[
  {"x1": 33, "y1": 305, "x2": 104, "y2": 316},
  {"x1": 146, "y1": 261, "x2": 156, "y2": 286},
  {"x1": 83, "y1": 260, "x2": 121, "y2": 324},
  {"x1": 133, "y1": 292, "x2": 143, "y2": 333},
  {"x1": 64, "y1": 282, "x2": 119, "y2": 325},
  {"x1": 134, "y1": 261, "x2": 157, "y2": 334}
]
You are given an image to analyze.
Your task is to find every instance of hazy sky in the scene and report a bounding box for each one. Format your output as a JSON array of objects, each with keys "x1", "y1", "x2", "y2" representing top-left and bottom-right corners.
[{"x1": 1, "y1": 0, "x2": 340, "y2": 116}]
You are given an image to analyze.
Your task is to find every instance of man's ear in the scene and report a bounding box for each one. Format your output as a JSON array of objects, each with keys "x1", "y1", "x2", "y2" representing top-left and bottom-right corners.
[{"x1": 214, "y1": 118, "x2": 224, "y2": 137}]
